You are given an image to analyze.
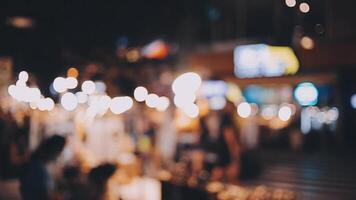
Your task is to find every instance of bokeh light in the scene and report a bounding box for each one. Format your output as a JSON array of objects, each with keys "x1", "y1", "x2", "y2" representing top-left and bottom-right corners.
[
  {"x1": 38, "y1": 98, "x2": 48, "y2": 111},
  {"x1": 285, "y1": 0, "x2": 296, "y2": 7},
  {"x1": 351, "y1": 94, "x2": 356, "y2": 109},
  {"x1": 300, "y1": 36, "x2": 314, "y2": 50},
  {"x1": 134, "y1": 86, "x2": 148, "y2": 102},
  {"x1": 261, "y1": 105, "x2": 277, "y2": 120},
  {"x1": 182, "y1": 103, "x2": 199, "y2": 118},
  {"x1": 156, "y1": 96, "x2": 170, "y2": 112},
  {"x1": 326, "y1": 107, "x2": 339, "y2": 122},
  {"x1": 110, "y1": 96, "x2": 133, "y2": 114},
  {"x1": 299, "y1": 2, "x2": 310, "y2": 13},
  {"x1": 98, "y1": 95, "x2": 111, "y2": 115},
  {"x1": 61, "y1": 92, "x2": 78, "y2": 111},
  {"x1": 145, "y1": 94, "x2": 160, "y2": 108},
  {"x1": 237, "y1": 102, "x2": 252, "y2": 118},
  {"x1": 94, "y1": 81, "x2": 107, "y2": 93},
  {"x1": 278, "y1": 106, "x2": 292, "y2": 121},
  {"x1": 27, "y1": 88, "x2": 41, "y2": 103},
  {"x1": 208, "y1": 96, "x2": 227, "y2": 110},
  {"x1": 67, "y1": 67, "x2": 79, "y2": 78},
  {"x1": 18, "y1": 71, "x2": 29, "y2": 82},
  {"x1": 76, "y1": 91, "x2": 88, "y2": 104},
  {"x1": 53, "y1": 77, "x2": 67, "y2": 93},
  {"x1": 172, "y1": 72, "x2": 202, "y2": 95},
  {"x1": 173, "y1": 93, "x2": 196, "y2": 108},
  {"x1": 45, "y1": 98, "x2": 55, "y2": 111},
  {"x1": 81, "y1": 80, "x2": 96, "y2": 95},
  {"x1": 294, "y1": 82, "x2": 318, "y2": 106},
  {"x1": 126, "y1": 49, "x2": 140, "y2": 63},
  {"x1": 65, "y1": 77, "x2": 78, "y2": 89},
  {"x1": 8, "y1": 85, "x2": 16, "y2": 97}
]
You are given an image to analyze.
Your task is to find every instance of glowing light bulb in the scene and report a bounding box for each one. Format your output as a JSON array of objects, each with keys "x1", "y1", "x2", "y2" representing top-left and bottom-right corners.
[
  {"x1": 237, "y1": 102, "x2": 251, "y2": 118},
  {"x1": 81, "y1": 80, "x2": 96, "y2": 95},
  {"x1": 145, "y1": 94, "x2": 159, "y2": 108},
  {"x1": 278, "y1": 106, "x2": 292, "y2": 121},
  {"x1": 53, "y1": 77, "x2": 67, "y2": 93},
  {"x1": 61, "y1": 92, "x2": 78, "y2": 111},
  {"x1": 156, "y1": 96, "x2": 170, "y2": 111},
  {"x1": 18, "y1": 71, "x2": 29, "y2": 82},
  {"x1": 134, "y1": 86, "x2": 148, "y2": 102}
]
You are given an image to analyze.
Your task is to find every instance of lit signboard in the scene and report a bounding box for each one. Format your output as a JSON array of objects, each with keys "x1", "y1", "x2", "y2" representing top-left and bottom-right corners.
[{"x1": 234, "y1": 44, "x2": 299, "y2": 78}]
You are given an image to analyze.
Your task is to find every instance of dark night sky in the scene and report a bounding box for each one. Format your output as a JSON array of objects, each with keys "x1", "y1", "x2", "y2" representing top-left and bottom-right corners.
[
  {"x1": 0, "y1": 0, "x2": 355, "y2": 82},
  {"x1": 0, "y1": 0, "x2": 208, "y2": 85}
]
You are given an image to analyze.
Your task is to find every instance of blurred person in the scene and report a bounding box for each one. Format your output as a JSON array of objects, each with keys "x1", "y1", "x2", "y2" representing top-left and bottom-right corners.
[
  {"x1": 199, "y1": 108, "x2": 240, "y2": 182},
  {"x1": 20, "y1": 135, "x2": 66, "y2": 200},
  {"x1": 1, "y1": 113, "x2": 30, "y2": 179},
  {"x1": 71, "y1": 163, "x2": 117, "y2": 200},
  {"x1": 155, "y1": 108, "x2": 177, "y2": 168}
]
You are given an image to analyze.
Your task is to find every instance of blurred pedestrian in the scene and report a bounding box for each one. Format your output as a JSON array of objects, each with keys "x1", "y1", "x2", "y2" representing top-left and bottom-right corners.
[{"x1": 20, "y1": 135, "x2": 66, "y2": 200}]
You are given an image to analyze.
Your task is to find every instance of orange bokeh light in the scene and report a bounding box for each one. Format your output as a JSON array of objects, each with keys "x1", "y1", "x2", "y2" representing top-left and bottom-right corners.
[{"x1": 67, "y1": 67, "x2": 79, "y2": 78}]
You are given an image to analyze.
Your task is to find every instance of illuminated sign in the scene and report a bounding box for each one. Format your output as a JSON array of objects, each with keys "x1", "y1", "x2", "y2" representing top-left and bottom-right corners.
[
  {"x1": 234, "y1": 44, "x2": 299, "y2": 78},
  {"x1": 243, "y1": 85, "x2": 292, "y2": 104}
]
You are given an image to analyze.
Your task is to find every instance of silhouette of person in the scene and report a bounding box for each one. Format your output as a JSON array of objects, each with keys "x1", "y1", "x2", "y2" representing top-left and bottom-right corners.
[{"x1": 20, "y1": 135, "x2": 66, "y2": 200}]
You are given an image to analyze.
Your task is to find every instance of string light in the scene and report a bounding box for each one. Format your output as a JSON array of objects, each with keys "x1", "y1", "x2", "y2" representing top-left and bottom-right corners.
[
  {"x1": 134, "y1": 86, "x2": 148, "y2": 102},
  {"x1": 61, "y1": 92, "x2": 78, "y2": 111},
  {"x1": 110, "y1": 96, "x2": 133, "y2": 114},
  {"x1": 156, "y1": 96, "x2": 170, "y2": 111},
  {"x1": 76, "y1": 92, "x2": 88, "y2": 104},
  {"x1": 145, "y1": 94, "x2": 160, "y2": 108},
  {"x1": 65, "y1": 77, "x2": 78, "y2": 89},
  {"x1": 81, "y1": 80, "x2": 96, "y2": 95},
  {"x1": 53, "y1": 77, "x2": 67, "y2": 93}
]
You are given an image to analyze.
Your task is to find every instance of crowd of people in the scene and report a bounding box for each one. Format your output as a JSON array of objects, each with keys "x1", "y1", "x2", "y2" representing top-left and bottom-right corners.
[{"x1": 0, "y1": 95, "x2": 264, "y2": 200}]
